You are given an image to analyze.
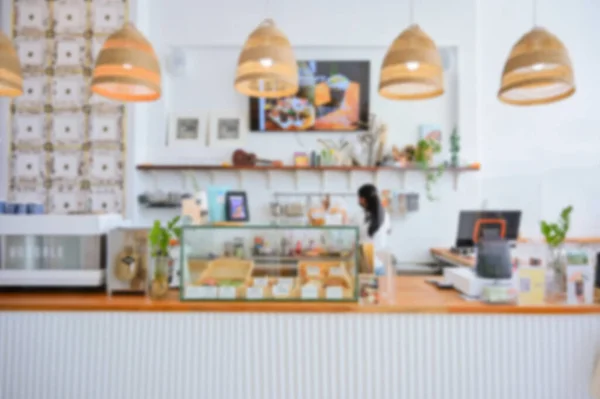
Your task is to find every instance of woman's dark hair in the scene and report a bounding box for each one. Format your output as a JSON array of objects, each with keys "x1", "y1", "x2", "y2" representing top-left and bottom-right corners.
[{"x1": 358, "y1": 184, "x2": 385, "y2": 238}]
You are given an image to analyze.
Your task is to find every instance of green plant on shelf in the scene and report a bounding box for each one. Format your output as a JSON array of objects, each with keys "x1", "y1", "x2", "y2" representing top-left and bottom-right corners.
[
  {"x1": 415, "y1": 138, "x2": 444, "y2": 201},
  {"x1": 450, "y1": 127, "x2": 460, "y2": 167},
  {"x1": 540, "y1": 205, "x2": 573, "y2": 248}
]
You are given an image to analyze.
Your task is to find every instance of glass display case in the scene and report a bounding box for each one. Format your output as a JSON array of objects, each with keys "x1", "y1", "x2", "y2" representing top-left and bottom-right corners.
[{"x1": 181, "y1": 225, "x2": 359, "y2": 302}]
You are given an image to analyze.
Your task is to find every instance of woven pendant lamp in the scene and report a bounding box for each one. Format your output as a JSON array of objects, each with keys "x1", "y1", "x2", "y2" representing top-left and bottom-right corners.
[
  {"x1": 498, "y1": 27, "x2": 575, "y2": 105},
  {"x1": 234, "y1": 19, "x2": 298, "y2": 98},
  {"x1": 0, "y1": 31, "x2": 23, "y2": 97},
  {"x1": 379, "y1": 24, "x2": 444, "y2": 100},
  {"x1": 91, "y1": 23, "x2": 161, "y2": 102}
]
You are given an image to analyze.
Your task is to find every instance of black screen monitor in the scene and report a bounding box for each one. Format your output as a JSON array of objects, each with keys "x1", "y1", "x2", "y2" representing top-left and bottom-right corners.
[{"x1": 455, "y1": 210, "x2": 522, "y2": 249}]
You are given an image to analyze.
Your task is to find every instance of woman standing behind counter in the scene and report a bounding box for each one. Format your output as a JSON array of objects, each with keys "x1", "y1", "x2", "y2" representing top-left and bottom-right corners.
[{"x1": 356, "y1": 184, "x2": 391, "y2": 275}]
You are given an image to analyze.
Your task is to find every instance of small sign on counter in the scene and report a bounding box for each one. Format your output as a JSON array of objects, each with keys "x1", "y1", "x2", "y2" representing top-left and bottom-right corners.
[
  {"x1": 246, "y1": 287, "x2": 264, "y2": 300},
  {"x1": 325, "y1": 286, "x2": 343, "y2": 300},
  {"x1": 272, "y1": 284, "x2": 291, "y2": 297},
  {"x1": 301, "y1": 285, "x2": 319, "y2": 299},
  {"x1": 186, "y1": 285, "x2": 218, "y2": 299},
  {"x1": 218, "y1": 286, "x2": 237, "y2": 299}
]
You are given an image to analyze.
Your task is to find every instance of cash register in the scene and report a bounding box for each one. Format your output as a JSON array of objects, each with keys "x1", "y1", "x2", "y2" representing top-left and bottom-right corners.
[{"x1": 444, "y1": 210, "x2": 521, "y2": 299}]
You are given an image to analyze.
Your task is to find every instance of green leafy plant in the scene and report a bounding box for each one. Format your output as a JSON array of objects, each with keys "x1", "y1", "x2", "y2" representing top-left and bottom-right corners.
[
  {"x1": 414, "y1": 138, "x2": 444, "y2": 201},
  {"x1": 540, "y1": 205, "x2": 573, "y2": 247},
  {"x1": 148, "y1": 216, "x2": 182, "y2": 258},
  {"x1": 449, "y1": 127, "x2": 460, "y2": 167}
]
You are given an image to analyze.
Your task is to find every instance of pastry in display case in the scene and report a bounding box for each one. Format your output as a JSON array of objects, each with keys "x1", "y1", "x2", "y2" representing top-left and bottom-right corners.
[{"x1": 181, "y1": 225, "x2": 359, "y2": 302}]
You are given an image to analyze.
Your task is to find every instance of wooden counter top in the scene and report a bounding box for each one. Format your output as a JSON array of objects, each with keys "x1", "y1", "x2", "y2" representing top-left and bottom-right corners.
[
  {"x1": 430, "y1": 247, "x2": 475, "y2": 267},
  {"x1": 1, "y1": 277, "x2": 599, "y2": 314}
]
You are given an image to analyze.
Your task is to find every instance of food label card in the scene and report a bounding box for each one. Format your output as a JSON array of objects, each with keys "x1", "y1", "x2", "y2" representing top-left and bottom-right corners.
[
  {"x1": 272, "y1": 284, "x2": 291, "y2": 297},
  {"x1": 218, "y1": 286, "x2": 237, "y2": 299},
  {"x1": 301, "y1": 285, "x2": 319, "y2": 299},
  {"x1": 246, "y1": 287, "x2": 264, "y2": 300},
  {"x1": 325, "y1": 286, "x2": 343, "y2": 300},
  {"x1": 187, "y1": 285, "x2": 217, "y2": 299}
]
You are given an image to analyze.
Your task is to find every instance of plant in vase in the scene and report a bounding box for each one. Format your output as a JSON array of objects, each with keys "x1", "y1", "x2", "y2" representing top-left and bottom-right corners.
[
  {"x1": 414, "y1": 138, "x2": 444, "y2": 201},
  {"x1": 540, "y1": 205, "x2": 573, "y2": 298},
  {"x1": 148, "y1": 216, "x2": 182, "y2": 299}
]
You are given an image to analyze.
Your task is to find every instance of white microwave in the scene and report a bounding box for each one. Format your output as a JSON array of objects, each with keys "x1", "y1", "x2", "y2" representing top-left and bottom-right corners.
[{"x1": 0, "y1": 214, "x2": 125, "y2": 287}]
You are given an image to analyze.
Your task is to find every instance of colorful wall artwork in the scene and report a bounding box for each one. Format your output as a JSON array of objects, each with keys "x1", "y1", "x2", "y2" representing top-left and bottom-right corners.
[{"x1": 249, "y1": 60, "x2": 370, "y2": 132}]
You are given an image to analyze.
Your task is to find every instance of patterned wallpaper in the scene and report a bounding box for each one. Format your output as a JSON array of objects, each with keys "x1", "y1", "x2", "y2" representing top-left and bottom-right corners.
[{"x1": 9, "y1": 0, "x2": 128, "y2": 214}]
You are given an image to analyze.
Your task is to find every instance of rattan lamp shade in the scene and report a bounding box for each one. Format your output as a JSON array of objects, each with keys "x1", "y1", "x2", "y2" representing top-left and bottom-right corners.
[
  {"x1": 0, "y1": 31, "x2": 23, "y2": 97},
  {"x1": 91, "y1": 23, "x2": 161, "y2": 102},
  {"x1": 498, "y1": 27, "x2": 575, "y2": 106},
  {"x1": 379, "y1": 24, "x2": 444, "y2": 100},
  {"x1": 234, "y1": 19, "x2": 298, "y2": 98}
]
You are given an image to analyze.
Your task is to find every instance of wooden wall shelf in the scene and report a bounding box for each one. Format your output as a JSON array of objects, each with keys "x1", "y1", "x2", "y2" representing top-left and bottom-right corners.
[
  {"x1": 136, "y1": 164, "x2": 480, "y2": 190},
  {"x1": 137, "y1": 164, "x2": 480, "y2": 172}
]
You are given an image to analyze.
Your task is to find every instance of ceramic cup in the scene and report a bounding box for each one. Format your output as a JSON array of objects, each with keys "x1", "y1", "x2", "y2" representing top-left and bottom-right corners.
[
  {"x1": 27, "y1": 203, "x2": 45, "y2": 214},
  {"x1": 5, "y1": 203, "x2": 17, "y2": 214},
  {"x1": 15, "y1": 203, "x2": 28, "y2": 214}
]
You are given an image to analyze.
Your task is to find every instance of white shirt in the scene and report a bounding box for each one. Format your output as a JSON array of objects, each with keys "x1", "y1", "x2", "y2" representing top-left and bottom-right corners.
[
  {"x1": 358, "y1": 211, "x2": 390, "y2": 249},
  {"x1": 356, "y1": 211, "x2": 390, "y2": 275}
]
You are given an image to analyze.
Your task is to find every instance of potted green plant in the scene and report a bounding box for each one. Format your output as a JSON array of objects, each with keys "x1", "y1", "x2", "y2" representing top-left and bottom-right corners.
[
  {"x1": 414, "y1": 138, "x2": 444, "y2": 201},
  {"x1": 540, "y1": 205, "x2": 573, "y2": 297},
  {"x1": 148, "y1": 216, "x2": 182, "y2": 299}
]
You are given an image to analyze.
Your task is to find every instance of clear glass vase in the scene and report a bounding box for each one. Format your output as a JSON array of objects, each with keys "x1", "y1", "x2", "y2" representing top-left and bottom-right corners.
[
  {"x1": 148, "y1": 256, "x2": 170, "y2": 300},
  {"x1": 546, "y1": 245, "x2": 567, "y2": 299}
]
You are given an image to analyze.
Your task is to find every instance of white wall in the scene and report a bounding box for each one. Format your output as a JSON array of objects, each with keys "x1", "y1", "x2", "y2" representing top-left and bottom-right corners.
[
  {"x1": 135, "y1": 0, "x2": 480, "y2": 263},
  {"x1": 480, "y1": 0, "x2": 600, "y2": 238}
]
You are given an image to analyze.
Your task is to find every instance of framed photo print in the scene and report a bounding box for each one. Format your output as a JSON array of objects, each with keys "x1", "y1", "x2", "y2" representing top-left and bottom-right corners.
[
  {"x1": 225, "y1": 191, "x2": 249, "y2": 222},
  {"x1": 208, "y1": 112, "x2": 247, "y2": 147},
  {"x1": 168, "y1": 113, "x2": 206, "y2": 149}
]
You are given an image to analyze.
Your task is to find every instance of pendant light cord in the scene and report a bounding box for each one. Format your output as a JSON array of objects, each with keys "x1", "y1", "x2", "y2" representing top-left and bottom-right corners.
[
  {"x1": 532, "y1": 0, "x2": 537, "y2": 26},
  {"x1": 409, "y1": 0, "x2": 415, "y2": 25},
  {"x1": 265, "y1": 0, "x2": 271, "y2": 18}
]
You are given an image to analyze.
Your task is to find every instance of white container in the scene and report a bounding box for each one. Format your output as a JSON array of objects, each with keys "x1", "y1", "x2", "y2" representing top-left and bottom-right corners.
[{"x1": 0, "y1": 214, "x2": 126, "y2": 236}]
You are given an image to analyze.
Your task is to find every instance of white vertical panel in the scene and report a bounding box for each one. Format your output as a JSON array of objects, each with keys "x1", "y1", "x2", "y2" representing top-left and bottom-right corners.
[{"x1": 0, "y1": 313, "x2": 599, "y2": 399}]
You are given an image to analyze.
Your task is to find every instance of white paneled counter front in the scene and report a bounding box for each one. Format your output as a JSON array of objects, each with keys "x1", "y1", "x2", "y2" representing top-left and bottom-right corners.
[{"x1": 1, "y1": 311, "x2": 599, "y2": 399}]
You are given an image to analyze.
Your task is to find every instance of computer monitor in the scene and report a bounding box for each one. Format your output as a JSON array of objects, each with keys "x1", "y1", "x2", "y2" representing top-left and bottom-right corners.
[{"x1": 455, "y1": 210, "x2": 522, "y2": 248}]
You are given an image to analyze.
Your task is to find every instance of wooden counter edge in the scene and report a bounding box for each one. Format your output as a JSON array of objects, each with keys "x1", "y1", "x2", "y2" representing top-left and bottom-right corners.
[{"x1": 1, "y1": 295, "x2": 599, "y2": 314}]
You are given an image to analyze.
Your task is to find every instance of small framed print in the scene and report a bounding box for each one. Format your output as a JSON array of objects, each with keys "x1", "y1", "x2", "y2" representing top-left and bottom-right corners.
[
  {"x1": 167, "y1": 113, "x2": 206, "y2": 149},
  {"x1": 208, "y1": 112, "x2": 247, "y2": 147},
  {"x1": 225, "y1": 191, "x2": 249, "y2": 222}
]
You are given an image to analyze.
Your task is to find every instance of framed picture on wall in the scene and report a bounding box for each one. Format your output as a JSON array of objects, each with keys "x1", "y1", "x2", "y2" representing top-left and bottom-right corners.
[
  {"x1": 167, "y1": 113, "x2": 206, "y2": 149},
  {"x1": 225, "y1": 191, "x2": 249, "y2": 222},
  {"x1": 249, "y1": 60, "x2": 370, "y2": 132},
  {"x1": 208, "y1": 112, "x2": 247, "y2": 147}
]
